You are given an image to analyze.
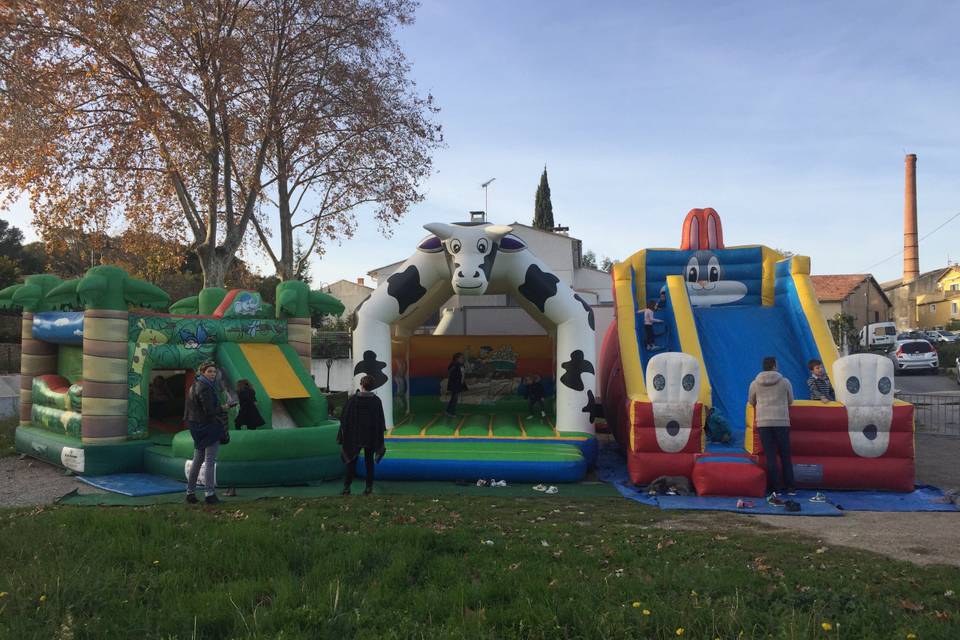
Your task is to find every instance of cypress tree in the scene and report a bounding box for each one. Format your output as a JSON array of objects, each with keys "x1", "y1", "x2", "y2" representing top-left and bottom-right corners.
[{"x1": 533, "y1": 167, "x2": 554, "y2": 230}]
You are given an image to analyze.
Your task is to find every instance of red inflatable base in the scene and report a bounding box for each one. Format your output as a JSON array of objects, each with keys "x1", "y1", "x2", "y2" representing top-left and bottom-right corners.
[{"x1": 692, "y1": 454, "x2": 766, "y2": 497}]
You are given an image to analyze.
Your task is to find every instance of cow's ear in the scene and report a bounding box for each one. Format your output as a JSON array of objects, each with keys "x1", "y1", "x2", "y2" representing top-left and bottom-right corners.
[
  {"x1": 423, "y1": 222, "x2": 456, "y2": 240},
  {"x1": 417, "y1": 235, "x2": 444, "y2": 252},
  {"x1": 499, "y1": 234, "x2": 526, "y2": 252},
  {"x1": 485, "y1": 224, "x2": 513, "y2": 240}
]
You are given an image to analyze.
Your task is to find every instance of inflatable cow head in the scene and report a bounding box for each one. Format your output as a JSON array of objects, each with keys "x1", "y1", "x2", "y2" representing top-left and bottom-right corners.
[
  {"x1": 423, "y1": 222, "x2": 513, "y2": 295},
  {"x1": 833, "y1": 354, "x2": 894, "y2": 458},
  {"x1": 646, "y1": 352, "x2": 701, "y2": 452}
]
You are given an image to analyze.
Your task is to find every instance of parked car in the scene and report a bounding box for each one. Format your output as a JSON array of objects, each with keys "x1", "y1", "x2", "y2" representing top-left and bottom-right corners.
[
  {"x1": 924, "y1": 330, "x2": 959, "y2": 344},
  {"x1": 887, "y1": 339, "x2": 938, "y2": 374},
  {"x1": 860, "y1": 322, "x2": 897, "y2": 349},
  {"x1": 897, "y1": 330, "x2": 927, "y2": 340}
]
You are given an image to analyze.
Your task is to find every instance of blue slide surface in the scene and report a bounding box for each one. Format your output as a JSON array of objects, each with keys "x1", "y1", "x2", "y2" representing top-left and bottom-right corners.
[{"x1": 693, "y1": 306, "x2": 814, "y2": 450}]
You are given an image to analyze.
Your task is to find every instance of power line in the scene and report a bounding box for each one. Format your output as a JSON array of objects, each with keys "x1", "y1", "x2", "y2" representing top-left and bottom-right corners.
[{"x1": 861, "y1": 209, "x2": 960, "y2": 272}]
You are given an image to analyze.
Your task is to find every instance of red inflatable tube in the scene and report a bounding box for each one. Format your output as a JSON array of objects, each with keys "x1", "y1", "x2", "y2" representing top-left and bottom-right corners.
[
  {"x1": 759, "y1": 455, "x2": 915, "y2": 492},
  {"x1": 692, "y1": 454, "x2": 766, "y2": 497},
  {"x1": 630, "y1": 401, "x2": 703, "y2": 454},
  {"x1": 628, "y1": 451, "x2": 697, "y2": 485}
]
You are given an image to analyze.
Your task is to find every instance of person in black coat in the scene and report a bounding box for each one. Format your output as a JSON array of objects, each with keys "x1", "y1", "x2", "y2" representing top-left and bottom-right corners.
[
  {"x1": 183, "y1": 362, "x2": 229, "y2": 505},
  {"x1": 523, "y1": 374, "x2": 547, "y2": 420},
  {"x1": 338, "y1": 375, "x2": 387, "y2": 495},
  {"x1": 445, "y1": 352, "x2": 466, "y2": 417},
  {"x1": 233, "y1": 379, "x2": 265, "y2": 429}
]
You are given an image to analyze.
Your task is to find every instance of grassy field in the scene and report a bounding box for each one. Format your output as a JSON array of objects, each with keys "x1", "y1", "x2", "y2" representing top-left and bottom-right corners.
[
  {"x1": 1, "y1": 496, "x2": 958, "y2": 639},
  {"x1": 0, "y1": 416, "x2": 16, "y2": 457}
]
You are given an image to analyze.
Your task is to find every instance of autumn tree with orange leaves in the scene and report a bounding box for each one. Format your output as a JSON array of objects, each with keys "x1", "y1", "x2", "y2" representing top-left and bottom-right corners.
[{"x1": 0, "y1": 0, "x2": 441, "y2": 286}]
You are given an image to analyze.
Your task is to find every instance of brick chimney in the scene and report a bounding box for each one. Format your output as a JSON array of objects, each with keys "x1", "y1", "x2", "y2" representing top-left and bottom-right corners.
[
  {"x1": 356, "y1": 277, "x2": 365, "y2": 287},
  {"x1": 903, "y1": 154, "x2": 919, "y2": 284}
]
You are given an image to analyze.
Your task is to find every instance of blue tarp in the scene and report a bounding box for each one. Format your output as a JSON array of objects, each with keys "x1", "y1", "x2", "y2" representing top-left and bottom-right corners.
[
  {"x1": 78, "y1": 473, "x2": 185, "y2": 496},
  {"x1": 596, "y1": 443, "x2": 959, "y2": 515}
]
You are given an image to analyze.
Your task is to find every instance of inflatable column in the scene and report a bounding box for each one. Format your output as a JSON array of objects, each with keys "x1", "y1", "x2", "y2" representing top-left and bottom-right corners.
[
  {"x1": 81, "y1": 308, "x2": 130, "y2": 443},
  {"x1": 287, "y1": 317, "x2": 312, "y2": 373},
  {"x1": 19, "y1": 311, "x2": 57, "y2": 427},
  {"x1": 646, "y1": 352, "x2": 701, "y2": 453}
]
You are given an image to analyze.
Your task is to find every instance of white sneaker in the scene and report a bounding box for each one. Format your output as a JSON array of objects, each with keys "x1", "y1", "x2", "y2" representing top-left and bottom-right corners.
[
  {"x1": 476, "y1": 479, "x2": 488, "y2": 487},
  {"x1": 525, "y1": 415, "x2": 535, "y2": 420},
  {"x1": 492, "y1": 480, "x2": 507, "y2": 487},
  {"x1": 532, "y1": 484, "x2": 548, "y2": 492},
  {"x1": 545, "y1": 486, "x2": 558, "y2": 494}
]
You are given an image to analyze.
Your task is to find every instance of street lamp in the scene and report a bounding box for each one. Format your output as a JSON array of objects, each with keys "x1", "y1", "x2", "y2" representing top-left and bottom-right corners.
[{"x1": 481, "y1": 177, "x2": 496, "y2": 216}]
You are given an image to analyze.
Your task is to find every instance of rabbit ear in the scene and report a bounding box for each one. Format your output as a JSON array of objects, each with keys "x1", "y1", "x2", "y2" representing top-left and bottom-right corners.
[{"x1": 688, "y1": 216, "x2": 700, "y2": 250}]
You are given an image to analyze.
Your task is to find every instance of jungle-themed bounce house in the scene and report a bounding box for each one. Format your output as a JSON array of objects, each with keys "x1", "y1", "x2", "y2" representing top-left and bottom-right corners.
[
  {"x1": 598, "y1": 208, "x2": 915, "y2": 494},
  {"x1": 352, "y1": 221, "x2": 599, "y2": 483},
  {"x1": 0, "y1": 266, "x2": 345, "y2": 486}
]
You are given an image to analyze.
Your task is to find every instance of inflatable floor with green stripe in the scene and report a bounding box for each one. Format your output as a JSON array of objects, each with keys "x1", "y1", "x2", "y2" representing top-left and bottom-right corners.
[{"x1": 358, "y1": 439, "x2": 588, "y2": 483}]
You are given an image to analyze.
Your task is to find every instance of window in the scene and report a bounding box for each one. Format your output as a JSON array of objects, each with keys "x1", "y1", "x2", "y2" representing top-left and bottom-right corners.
[
  {"x1": 902, "y1": 341, "x2": 932, "y2": 354},
  {"x1": 951, "y1": 283, "x2": 959, "y2": 291},
  {"x1": 953, "y1": 302, "x2": 958, "y2": 316},
  {"x1": 930, "y1": 304, "x2": 936, "y2": 313}
]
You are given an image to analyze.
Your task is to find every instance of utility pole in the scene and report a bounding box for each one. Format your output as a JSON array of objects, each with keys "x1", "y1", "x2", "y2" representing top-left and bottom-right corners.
[{"x1": 481, "y1": 178, "x2": 496, "y2": 216}]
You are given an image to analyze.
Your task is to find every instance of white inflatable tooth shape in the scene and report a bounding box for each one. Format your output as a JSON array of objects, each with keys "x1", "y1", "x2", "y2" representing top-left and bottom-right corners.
[
  {"x1": 833, "y1": 354, "x2": 894, "y2": 458},
  {"x1": 646, "y1": 352, "x2": 700, "y2": 452}
]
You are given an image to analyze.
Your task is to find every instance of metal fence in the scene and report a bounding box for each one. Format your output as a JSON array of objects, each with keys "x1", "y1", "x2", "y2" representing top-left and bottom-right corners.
[
  {"x1": 896, "y1": 392, "x2": 960, "y2": 436},
  {"x1": 0, "y1": 343, "x2": 20, "y2": 374},
  {"x1": 312, "y1": 331, "x2": 351, "y2": 360}
]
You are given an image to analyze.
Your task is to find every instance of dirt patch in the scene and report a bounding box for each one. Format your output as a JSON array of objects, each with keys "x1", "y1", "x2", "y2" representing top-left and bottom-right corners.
[{"x1": 0, "y1": 456, "x2": 103, "y2": 508}]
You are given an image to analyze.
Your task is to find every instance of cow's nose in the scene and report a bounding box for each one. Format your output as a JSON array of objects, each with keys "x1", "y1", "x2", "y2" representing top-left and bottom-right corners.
[
  {"x1": 457, "y1": 271, "x2": 465, "y2": 277},
  {"x1": 473, "y1": 271, "x2": 480, "y2": 278}
]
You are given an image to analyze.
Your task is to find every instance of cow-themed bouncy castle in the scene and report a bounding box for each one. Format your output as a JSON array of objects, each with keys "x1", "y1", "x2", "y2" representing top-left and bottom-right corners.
[
  {"x1": 0, "y1": 266, "x2": 346, "y2": 486},
  {"x1": 598, "y1": 208, "x2": 915, "y2": 493},
  {"x1": 352, "y1": 221, "x2": 599, "y2": 482}
]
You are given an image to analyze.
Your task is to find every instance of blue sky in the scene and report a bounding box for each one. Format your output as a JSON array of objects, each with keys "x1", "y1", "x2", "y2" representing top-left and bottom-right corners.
[{"x1": 5, "y1": 1, "x2": 960, "y2": 284}]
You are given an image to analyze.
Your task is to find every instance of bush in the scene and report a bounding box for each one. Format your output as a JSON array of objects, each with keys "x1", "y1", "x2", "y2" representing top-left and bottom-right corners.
[{"x1": 937, "y1": 342, "x2": 960, "y2": 371}]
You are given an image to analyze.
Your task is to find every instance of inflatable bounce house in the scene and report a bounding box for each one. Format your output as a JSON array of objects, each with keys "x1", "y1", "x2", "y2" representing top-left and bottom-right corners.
[
  {"x1": 598, "y1": 208, "x2": 915, "y2": 494},
  {"x1": 0, "y1": 266, "x2": 345, "y2": 486},
  {"x1": 352, "y1": 221, "x2": 600, "y2": 482}
]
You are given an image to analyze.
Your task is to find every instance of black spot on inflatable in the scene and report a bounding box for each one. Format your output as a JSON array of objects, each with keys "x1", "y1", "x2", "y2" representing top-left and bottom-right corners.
[
  {"x1": 354, "y1": 350, "x2": 388, "y2": 389},
  {"x1": 877, "y1": 376, "x2": 891, "y2": 394},
  {"x1": 682, "y1": 374, "x2": 696, "y2": 392},
  {"x1": 387, "y1": 266, "x2": 426, "y2": 315},
  {"x1": 862, "y1": 424, "x2": 878, "y2": 441},
  {"x1": 665, "y1": 420, "x2": 681, "y2": 436},
  {"x1": 481, "y1": 244, "x2": 499, "y2": 281},
  {"x1": 652, "y1": 374, "x2": 666, "y2": 391},
  {"x1": 417, "y1": 236, "x2": 443, "y2": 252},
  {"x1": 518, "y1": 264, "x2": 560, "y2": 313},
  {"x1": 846, "y1": 376, "x2": 860, "y2": 394},
  {"x1": 560, "y1": 350, "x2": 595, "y2": 391},
  {"x1": 581, "y1": 389, "x2": 603, "y2": 423},
  {"x1": 573, "y1": 294, "x2": 595, "y2": 331}
]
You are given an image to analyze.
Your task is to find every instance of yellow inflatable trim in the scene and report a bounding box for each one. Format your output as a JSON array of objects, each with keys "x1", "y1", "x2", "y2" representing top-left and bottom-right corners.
[{"x1": 238, "y1": 343, "x2": 309, "y2": 399}]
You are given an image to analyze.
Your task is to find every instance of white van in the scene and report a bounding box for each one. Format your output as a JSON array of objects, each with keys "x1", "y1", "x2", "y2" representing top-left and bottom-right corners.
[{"x1": 859, "y1": 322, "x2": 898, "y2": 349}]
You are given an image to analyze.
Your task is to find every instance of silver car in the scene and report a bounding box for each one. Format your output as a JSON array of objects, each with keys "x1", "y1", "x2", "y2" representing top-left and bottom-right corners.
[
  {"x1": 887, "y1": 339, "x2": 938, "y2": 374},
  {"x1": 926, "y1": 330, "x2": 959, "y2": 344}
]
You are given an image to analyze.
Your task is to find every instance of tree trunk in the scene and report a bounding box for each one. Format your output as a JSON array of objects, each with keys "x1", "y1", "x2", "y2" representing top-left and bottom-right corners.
[{"x1": 197, "y1": 245, "x2": 230, "y2": 288}]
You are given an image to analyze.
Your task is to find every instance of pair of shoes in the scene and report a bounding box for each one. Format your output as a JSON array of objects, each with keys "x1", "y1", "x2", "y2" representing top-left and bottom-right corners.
[
  {"x1": 341, "y1": 487, "x2": 351, "y2": 496},
  {"x1": 532, "y1": 484, "x2": 548, "y2": 492},
  {"x1": 784, "y1": 500, "x2": 801, "y2": 512},
  {"x1": 785, "y1": 487, "x2": 797, "y2": 496},
  {"x1": 185, "y1": 493, "x2": 198, "y2": 504},
  {"x1": 490, "y1": 480, "x2": 507, "y2": 488},
  {"x1": 767, "y1": 492, "x2": 785, "y2": 507},
  {"x1": 476, "y1": 479, "x2": 489, "y2": 487},
  {"x1": 736, "y1": 499, "x2": 755, "y2": 509},
  {"x1": 205, "y1": 495, "x2": 221, "y2": 505},
  {"x1": 224, "y1": 487, "x2": 237, "y2": 497},
  {"x1": 363, "y1": 486, "x2": 373, "y2": 496},
  {"x1": 545, "y1": 486, "x2": 559, "y2": 495}
]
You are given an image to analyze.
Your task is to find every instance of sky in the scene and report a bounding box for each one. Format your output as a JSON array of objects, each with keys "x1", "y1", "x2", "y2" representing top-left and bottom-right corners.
[{"x1": 4, "y1": 1, "x2": 960, "y2": 285}]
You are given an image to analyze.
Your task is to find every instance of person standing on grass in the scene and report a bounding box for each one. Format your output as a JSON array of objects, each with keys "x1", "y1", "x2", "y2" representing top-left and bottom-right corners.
[
  {"x1": 446, "y1": 352, "x2": 466, "y2": 417},
  {"x1": 183, "y1": 362, "x2": 230, "y2": 505},
  {"x1": 643, "y1": 300, "x2": 663, "y2": 350},
  {"x1": 806, "y1": 359, "x2": 835, "y2": 402},
  {"x1": 748, "y1": 356, "x2": 796, "y2": 502},
  {"x1": 338, "y1": 375, "x2": 387, "y2": 496}
]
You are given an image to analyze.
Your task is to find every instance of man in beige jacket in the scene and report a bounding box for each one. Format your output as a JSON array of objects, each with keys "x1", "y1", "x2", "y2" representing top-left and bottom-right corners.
[{"x1": 748, "y1": 356, "x2": 795, "y2": 501}]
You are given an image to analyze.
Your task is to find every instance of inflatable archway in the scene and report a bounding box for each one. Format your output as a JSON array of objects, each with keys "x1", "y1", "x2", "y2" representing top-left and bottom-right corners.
[{"x1": 352, "y1": 220, "x2": 599, "y2": 482}]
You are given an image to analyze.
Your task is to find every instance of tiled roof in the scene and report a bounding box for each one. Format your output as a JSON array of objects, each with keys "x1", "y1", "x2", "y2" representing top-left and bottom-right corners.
[{"x1": 809, "y1": 274, "x2": 869, "y2": 302}]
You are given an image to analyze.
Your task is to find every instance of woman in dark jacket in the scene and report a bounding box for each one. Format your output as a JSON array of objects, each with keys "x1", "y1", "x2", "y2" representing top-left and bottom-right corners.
[
  {"x1": 234, "y1": 379, "x2": 265, "y2": 429},
  {"x1": 445, "y1": 352, "x2": 466, "y2": 417},
  {"x1": 183, "y1": 362, "x2": 229, "y2": 505},
  {"x1": 338, "y1": 375, "x2": 386, "y2": 495}
]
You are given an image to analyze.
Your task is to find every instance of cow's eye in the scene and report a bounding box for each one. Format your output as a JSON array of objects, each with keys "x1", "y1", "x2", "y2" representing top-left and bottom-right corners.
[
  {"x1": 450, "y1": 239, "x2": 462, "y2": 253},
  {"x1": 477, "y1": 238, "x2": 488, "y2": 253}
]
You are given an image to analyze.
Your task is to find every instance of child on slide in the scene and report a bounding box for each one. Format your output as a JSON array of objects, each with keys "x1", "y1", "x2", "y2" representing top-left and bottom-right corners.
[
  {"x1": 643, "y1": 300, "x2": 663, "y2": 350},
  {"x1": 806, "y1": 359, "x2": 835, "y2": 402}
]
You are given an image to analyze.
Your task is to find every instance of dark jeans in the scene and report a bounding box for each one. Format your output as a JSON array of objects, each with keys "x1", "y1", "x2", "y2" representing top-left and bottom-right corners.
[
  {"x1": 759, "y1": 426, "x2": 794, "y2": 492},
  {"x1": 446, "y1": 391, "x2": 460, "y2": 415},
  {"x1": 344, "y1": 447, "x2": 375, "y2": 489},
  {"x1": 528, "y1": 397, "x2": 545, "y2": 415},
  {"x1": 644, "y1": 324, "x2": 655, "y2": 346}
]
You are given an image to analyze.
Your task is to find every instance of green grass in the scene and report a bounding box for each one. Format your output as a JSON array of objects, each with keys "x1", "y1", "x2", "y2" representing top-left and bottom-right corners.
[
  {"x1": 0, "y1": 416, "x2": 16, "y2": 457},
  {"x1": 1, "y1": 497, "x2": 958, "y2": 639}
]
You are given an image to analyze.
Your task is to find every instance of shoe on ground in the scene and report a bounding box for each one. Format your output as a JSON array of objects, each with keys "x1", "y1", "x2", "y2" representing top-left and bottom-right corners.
[
  {"x1": 545, "y1": 486, "x2": 559, "y2": 495},
  {"x1": 785, "y1": 487, "x2": 797, "y2": 496},
  {"x1": 341, "y1": 487, "x2": 351, "y2": 496},
  {"x1": 766, "y1": 492, "x2": 785, "y2": 507},
  {"x1": 532, "y1": 484, "x2": 547, "y2": 492},
  {"x1": 204, "y1": 495, "x2": 221, "y2": 505},
  {"x1": 224, "y1": 488, "x2": 237, "y2": 497},
  {"x1": 185, "y1": 493, "x2": 198, "y2": 504},
  {"x1": 525, "y1": 415, "x2": 535, "y2": 420},
  {"x1": 492, "y1": 480, "x2": 507, "y2": 487},
  {"x1": 476, "y1": 479, "x2": 489, "y2": 487},
  {"x1": 809, "y1": 492, "x2": 827, "y2": 503}
]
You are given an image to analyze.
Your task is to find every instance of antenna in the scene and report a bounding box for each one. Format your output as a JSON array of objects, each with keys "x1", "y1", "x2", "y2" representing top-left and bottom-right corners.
[{"x1": 481, "y1": 177, "x2": 496, "y2": 216}]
